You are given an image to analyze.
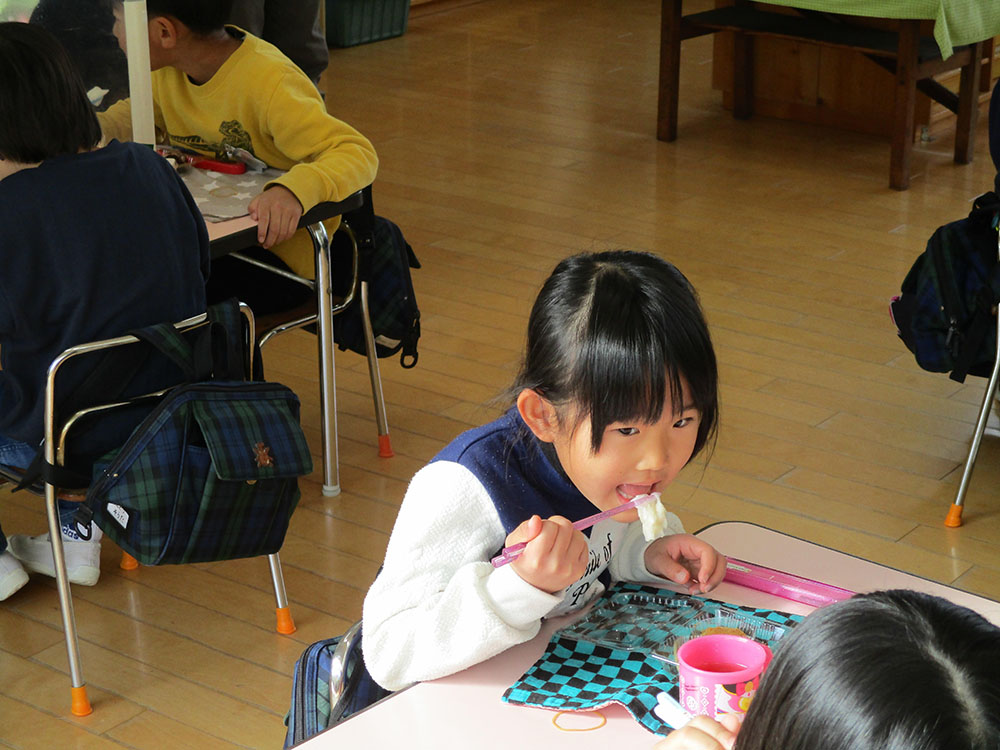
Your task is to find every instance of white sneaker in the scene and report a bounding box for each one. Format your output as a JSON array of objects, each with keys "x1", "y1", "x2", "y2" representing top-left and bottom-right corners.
[
  {"x1": 8, "y1": 533, "x2": 101, "y2": 586},
  {"x1": 0, "y1": 550, "x2": 29, "y2": 600}
]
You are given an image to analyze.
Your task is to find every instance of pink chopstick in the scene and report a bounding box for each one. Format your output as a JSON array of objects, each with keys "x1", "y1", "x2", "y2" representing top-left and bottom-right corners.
[
  {"x1": 490, "y1": 493, "x2": 658, "y2": 568},
  {"x1": 724, "y1": 557, "x2": 854, "y2": 608}
]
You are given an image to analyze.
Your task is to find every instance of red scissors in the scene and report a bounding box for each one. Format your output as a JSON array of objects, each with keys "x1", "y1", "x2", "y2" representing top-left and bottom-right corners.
[
  {"x1": 189, "y1": 156, "x2": 246, "y2": 174},
  {"x1": 156, "y1": 146, "x2": 247, "y2": 174}
]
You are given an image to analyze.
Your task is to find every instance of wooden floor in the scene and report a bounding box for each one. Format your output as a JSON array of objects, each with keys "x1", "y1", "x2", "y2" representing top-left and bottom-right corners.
[{"x1": 3, "y1": 1, "x2": 1000, "y2": 746}]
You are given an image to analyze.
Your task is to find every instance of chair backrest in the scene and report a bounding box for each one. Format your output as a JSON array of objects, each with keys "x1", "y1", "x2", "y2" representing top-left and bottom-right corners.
[
  {"x1": 256, "y1": 187, "x2": 374, "y2": 345},
  {"x1": 42, "y1": 302, "x2": 255, "y2": 487}
]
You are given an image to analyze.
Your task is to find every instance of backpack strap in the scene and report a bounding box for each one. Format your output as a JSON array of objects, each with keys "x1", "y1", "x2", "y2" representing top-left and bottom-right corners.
[
  {"x1": 951, "y1": 303, "x2": 993, "y2": 383},
  {"x1": 207, "y1": 297, "x2": 259, "y2": 380},
  {"x1": 14, "y1": 451, "x2": 91, "y2": 494}
]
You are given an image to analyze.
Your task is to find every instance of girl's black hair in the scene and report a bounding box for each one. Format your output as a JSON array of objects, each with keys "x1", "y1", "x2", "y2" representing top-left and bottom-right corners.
[
  {"x1": 513, "y1": 250, "x2": 718, "y2": 455},
  {"x1": 736, "y1": 590, "x2": 1000, "y2": 750},
  {"x1": 0, "y1": 22, "x2": 102, "y2": 163},
  {"x1": 142, "y1": 0, "x2": 234, "y2": 35}
]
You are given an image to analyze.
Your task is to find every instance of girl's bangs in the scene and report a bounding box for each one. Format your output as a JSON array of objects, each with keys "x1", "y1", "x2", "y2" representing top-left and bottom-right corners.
[{"x1": 575, "y1": 323, "x2": 685, "y2": 448}]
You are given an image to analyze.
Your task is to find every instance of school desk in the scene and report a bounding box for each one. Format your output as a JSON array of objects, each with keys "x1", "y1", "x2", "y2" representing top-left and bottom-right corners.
[
  {"x1": 295, "y1": 520, "x2": 1000, "y2": 748},
  {"x1": 201, "y1": 193, "x2": 364, "y2": 497}
]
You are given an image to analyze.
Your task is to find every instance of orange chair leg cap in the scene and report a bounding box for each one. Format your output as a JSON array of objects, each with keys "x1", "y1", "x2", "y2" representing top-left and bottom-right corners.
[
  {"x1": 276, "y1": 606, "x2": 296, "y2": 635},
  {"x1": 120, "y1": 552, "x2": 139, "y2": 570},
  {"x1": 378, "y1": 433, "x2": 394, "y2": 458},
  {"x1": 70, "y1": 685, "x2": 93, "y2": 716},
  {"x1": 944, "y1": 504, "x2": 964, "y2": 528}
]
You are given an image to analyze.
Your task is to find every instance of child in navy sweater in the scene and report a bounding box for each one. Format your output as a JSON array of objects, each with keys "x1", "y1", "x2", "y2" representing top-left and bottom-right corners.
[{"x1": 0, "y1": 22, "x2": 209, "y2": 599}]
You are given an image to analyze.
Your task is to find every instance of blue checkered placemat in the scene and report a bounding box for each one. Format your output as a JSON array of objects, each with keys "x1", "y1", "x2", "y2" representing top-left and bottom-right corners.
[{"x1": 502, "y1": 582, "x2": 804, "y2": 735}]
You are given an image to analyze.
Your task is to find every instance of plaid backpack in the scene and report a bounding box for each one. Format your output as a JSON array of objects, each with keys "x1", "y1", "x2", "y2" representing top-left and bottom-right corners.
[
  {"x1": 332, "y1": 214, "x2": 421, "y2": 369},
  {"x1": 891, "y1": 192, "x2": 1000, "y2": 383},
  {"x1": 73, "y1": 301, "x2": 312, "y2": 565},
  {"x1": 283, "y1": 623, "x2": 392, "y2": 748}
]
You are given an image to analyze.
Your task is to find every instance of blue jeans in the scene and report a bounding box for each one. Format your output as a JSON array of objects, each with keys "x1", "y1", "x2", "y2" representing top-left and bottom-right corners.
[{"x1": 0, "y1": 434, "x2": 79, "y2": 553}]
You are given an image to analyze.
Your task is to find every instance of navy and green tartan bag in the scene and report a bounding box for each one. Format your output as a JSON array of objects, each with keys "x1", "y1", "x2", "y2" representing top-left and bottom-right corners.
[
  {"x1": 891, "y1": 191, "x2": 1000, "y2": 383},
  {"x1": 892, "y1": 81, "x2": 1000, "y2": 384},
  {"x1": 73, "y1": 301, "x2": 312, "y2": 565},
  {"x1": 331, "y1": 213, "x2": 421, "y2": 368},
  {"x1": 78, "y1": 381, "x2": 311, "y2": 565}
]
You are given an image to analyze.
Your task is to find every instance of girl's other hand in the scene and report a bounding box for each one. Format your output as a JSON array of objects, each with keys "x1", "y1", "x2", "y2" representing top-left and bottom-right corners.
[
  {"x1": 644, "y1": 534, "x2": 727, "y2": 594},
  {"x1": 505, "y1": 515, "x2": 589, "y2": 594},
  {"x1": 653, "y1": 715, "x2": 740, "y2": 750}
]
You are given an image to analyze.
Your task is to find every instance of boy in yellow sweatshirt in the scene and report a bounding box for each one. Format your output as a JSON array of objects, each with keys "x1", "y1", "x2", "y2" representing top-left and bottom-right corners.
[{"x1": 101, "y1": 0, "x2": 378, "y2": 311}]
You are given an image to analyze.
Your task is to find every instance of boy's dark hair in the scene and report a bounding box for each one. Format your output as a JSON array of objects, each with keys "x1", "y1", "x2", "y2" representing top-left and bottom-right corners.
[
  {"x1": 0, "y1": 22, "x2": 101, "y2": 163},
  {"x1": 512, "y1": 250, "x2": 719, "y2": 456},
  {"x1": 143, "y1": 0, "x2": 234, "y2": 36},
  {"x1": 736, "y1": 590, "x2": 1000, "y2": 750}
]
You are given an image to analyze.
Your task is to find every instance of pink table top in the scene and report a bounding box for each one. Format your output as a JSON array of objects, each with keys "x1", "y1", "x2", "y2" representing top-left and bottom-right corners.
[
  {"x1": 204, "y1": 214, "x2": 257, "y2": 243},
  {"x1": 296, "y1": 521, "x2": 1000, "y2": 748}
]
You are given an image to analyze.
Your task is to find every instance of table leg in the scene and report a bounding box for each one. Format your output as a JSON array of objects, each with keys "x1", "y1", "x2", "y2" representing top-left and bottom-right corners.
[
  {"x1": 955, "y1": 40, "x2": 983, "y2": 165},
  {"x1": 732, "y1": 0, "x2": 754, "y2": 120},
  {"x1": 657, "y1": 0, "x2": 683, "y2": 141},
  {"x1": 890, "y1": 20, "x2": 919, "y2": 190},
  {"x1": 981, "y1": 37, "x2": 995, "y2": 93},
  {"x1": 308, "y1": 221, "x2": 341, "y2": 497}
]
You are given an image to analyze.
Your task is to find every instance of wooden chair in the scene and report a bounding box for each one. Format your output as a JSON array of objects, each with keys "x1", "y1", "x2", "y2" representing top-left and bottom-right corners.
[{"x1": 32, "y1": 304, "x2": 296, "y2": 716}]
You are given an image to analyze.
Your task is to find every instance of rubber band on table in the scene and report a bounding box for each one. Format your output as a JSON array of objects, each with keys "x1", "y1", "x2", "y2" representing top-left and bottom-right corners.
[{"x1": 552, "y1": 710, "x2": 608, "y2": 732}]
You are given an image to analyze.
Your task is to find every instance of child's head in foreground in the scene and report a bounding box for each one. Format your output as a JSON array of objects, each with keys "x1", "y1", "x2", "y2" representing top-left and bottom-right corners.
[
  {"x1": 514, "y1": 250, "x2": 718, "y2": 513},
  {"x1": 0, "y1": 22, "x2": 101, "y2": 166},
  {"x1": 732, "y1": 589, "x2": 1000, "y2": 750}
]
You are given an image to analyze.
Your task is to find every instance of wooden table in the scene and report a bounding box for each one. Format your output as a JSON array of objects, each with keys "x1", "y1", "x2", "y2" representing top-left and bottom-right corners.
[
  {"x1": 659, "y1": 1, "x2": 1000, "y2": 189},
  {"x1": 295, "y1": 521, "x2": 1000, "y2": 747},
  {"x1": 202, "y1": 192, "x2": 364, "y2": 496}
]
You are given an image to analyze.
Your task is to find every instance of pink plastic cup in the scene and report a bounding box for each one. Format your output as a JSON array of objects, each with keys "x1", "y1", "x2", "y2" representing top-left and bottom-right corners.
[{"x1": 677, "y1": 634, "x2": 772, "y2": 719}]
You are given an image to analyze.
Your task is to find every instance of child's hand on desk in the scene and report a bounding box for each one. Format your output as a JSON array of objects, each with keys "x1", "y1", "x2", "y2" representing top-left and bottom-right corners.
[
  {"x1": 506, "y1": 515, "x2": 588, "y2": 594},
  {"x1": 644, "y1": 534, "x2": 726, "y2": 595},
  {"x1": 249, "y1": 185, "x2": 303, "y2": 249},
  {"x1": 654, "y1": 715, "x2": 740, "y2": 750}
]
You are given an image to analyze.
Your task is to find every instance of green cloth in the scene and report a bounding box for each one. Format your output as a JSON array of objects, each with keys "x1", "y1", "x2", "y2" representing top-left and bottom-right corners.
[{"x1": 759, "y1": 0, "x2": 1000, "y2": 58}]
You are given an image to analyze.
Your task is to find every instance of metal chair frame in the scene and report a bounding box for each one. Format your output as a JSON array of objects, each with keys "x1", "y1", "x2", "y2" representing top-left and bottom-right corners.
[
  {"x1": 231, "y1": 186, "x2": 393, "y2": 467},
  {"x1": 41, "y1": 303, "x2": 295, "y2": 716},
  {"x1": 947, "y1": 229, "x2": 1000, "y2": 527}
]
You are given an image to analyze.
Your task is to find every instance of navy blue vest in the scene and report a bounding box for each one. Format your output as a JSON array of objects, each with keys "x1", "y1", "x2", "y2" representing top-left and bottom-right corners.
[{"x1": 432, "y1": 408, "x2": 598, "y2": 537}]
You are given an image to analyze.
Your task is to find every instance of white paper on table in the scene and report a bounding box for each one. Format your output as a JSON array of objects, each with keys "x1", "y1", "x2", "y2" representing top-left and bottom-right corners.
[{"x1": 181, "y1": 167, "x2": 286, "y2": 222}]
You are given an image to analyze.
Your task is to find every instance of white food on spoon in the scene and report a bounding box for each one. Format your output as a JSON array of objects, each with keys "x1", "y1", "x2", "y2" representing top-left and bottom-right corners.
[{"x1": 635, "y1": 492, "x2": 669, "y2": 541}]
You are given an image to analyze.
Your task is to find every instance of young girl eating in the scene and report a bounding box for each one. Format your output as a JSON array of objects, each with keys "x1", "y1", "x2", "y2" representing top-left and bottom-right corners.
[{"x1": 363, "y1": 250, "x2": 727, "y2": 691}]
